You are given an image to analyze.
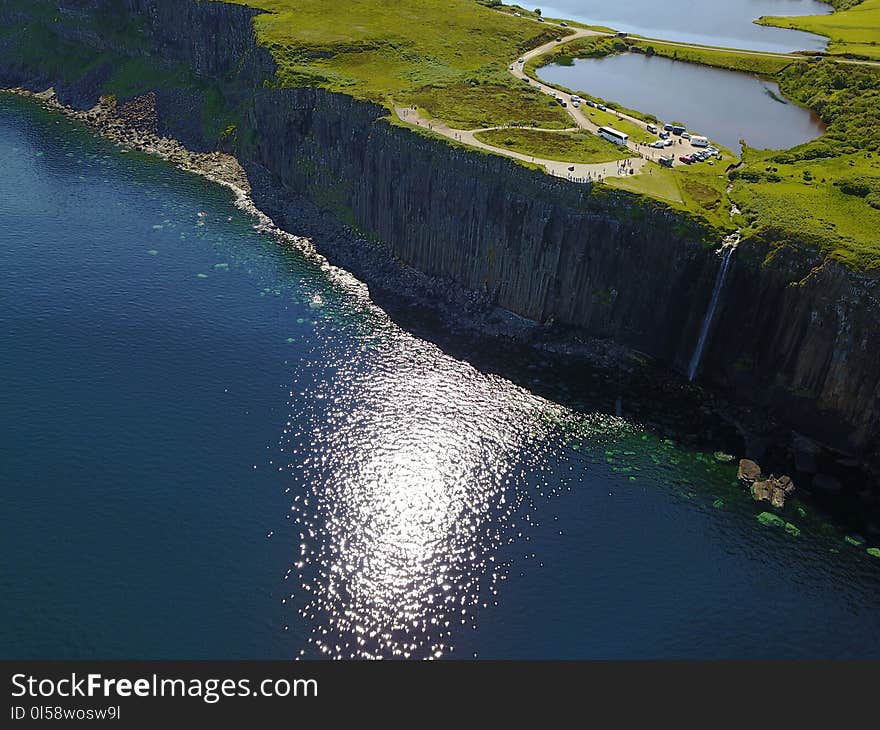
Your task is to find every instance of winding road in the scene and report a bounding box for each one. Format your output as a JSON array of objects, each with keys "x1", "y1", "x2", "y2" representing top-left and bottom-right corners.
[
  {"x1": 393, "y1": 106, "x2": 644, "y2": 182},
  {"x1": 508, "y1": 26, "x2": 710, "y2": 164},
  {"x1": 393, "y1": 12, "x2": 876, "y2": 182}
]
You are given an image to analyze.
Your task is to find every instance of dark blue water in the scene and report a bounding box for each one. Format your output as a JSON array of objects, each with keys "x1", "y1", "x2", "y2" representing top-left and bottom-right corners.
[{"x1": 2, "y1": 95, "x2": 879, "y2": 659}]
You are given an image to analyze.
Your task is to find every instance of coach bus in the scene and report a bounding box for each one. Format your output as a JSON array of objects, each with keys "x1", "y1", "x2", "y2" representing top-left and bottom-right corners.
[{"x1": 597, "y1": 126, "x2": 629, "y2": 146}]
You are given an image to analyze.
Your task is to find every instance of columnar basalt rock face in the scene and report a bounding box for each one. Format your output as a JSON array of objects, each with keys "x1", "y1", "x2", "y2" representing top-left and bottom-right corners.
[
  {"x1": 243, "y1": 87, "x2": 719, "y2": 364},
  {"x1": 706, "y1": 243, "x2": 880, "y2": 462},
  {"x1": 2, "y1": 0, "x2": 879, "y2": 475}
]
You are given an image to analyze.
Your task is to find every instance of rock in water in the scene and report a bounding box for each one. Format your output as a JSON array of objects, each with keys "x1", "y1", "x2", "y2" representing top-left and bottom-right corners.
[
  {"x1": 750, "y1": 476, "x2": 788, "y2": 507},
  {"x1": 757, "y1": 512, "x2": 786, "y2": 528},
  {"x1": 751, "y1": 480, "x2": 772, "y2": 502},
  {"x1": 738, "y1": 459, "x2": 761, "y2": 482},
  {"x1": 777, "y1": 474, "x2": 796, "y2": 495},
  {"x1": 771, "y1": 487, "x2": 786, "y2": 509},
  {"x1": 714, "y1": 451, "x2": 735, "y2": 463}
]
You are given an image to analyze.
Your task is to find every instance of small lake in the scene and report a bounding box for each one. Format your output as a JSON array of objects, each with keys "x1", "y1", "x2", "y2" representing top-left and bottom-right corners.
[
  {"x1": 539, "y1": 53, "x2": 825, "y2": 150},
  {"x1": 539, "y1": 0, "x2": 831, "y2": 53}
]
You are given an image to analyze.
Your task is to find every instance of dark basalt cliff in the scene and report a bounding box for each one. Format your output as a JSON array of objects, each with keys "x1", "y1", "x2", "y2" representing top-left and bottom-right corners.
[{"x1": 2, "y1": 0, "x2": 879, "y2": 484}]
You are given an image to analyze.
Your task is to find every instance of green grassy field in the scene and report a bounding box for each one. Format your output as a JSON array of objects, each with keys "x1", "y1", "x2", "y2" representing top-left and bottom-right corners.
[
  {"x1": 474, "y1": 128, "x2": 634, "y2": 163},
  {"x1": 606, "y1": 168, "x2": 683, "y2": 203},
  {"x1": 731, "y1": 148, "x2": 880, "y2": 269},
  {"x1": 760, "y1": 0, "x2": 880, "y2": 60},
  {"x1": 224, "y1": 0, "x2": 571, "y2": 128},
  {"x1": 406, "y1": 82, "x2": 571, "y2": 129},
  {"x1": 607, "y1": 165, "x2": 736, "y2": 229}
]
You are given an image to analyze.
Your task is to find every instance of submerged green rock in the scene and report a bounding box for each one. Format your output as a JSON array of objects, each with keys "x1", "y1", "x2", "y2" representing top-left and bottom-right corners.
[
  {"x1": 784, "y1": 522, "x2": 801, "y2": 537},
  {"x1": 757, "y1": 512, "x2": 785, "y2": 528},
  {"x1": 867, "y1": 548, "x2": 880, "y2": 558},
  {"x1": 845, "y1": 535, "x2": 866, "y2": 547},
  {"x1": 712, "y1": 499, "x2": 725, "y2": 509}
]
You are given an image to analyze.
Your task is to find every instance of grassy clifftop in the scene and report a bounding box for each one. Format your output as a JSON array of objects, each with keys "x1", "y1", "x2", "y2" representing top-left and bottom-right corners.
[{"x1": 223, "y1": 0, "x2": 572, "y2": 128}]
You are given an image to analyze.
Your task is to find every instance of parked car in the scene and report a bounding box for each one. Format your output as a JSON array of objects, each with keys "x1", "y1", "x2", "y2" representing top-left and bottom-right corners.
[
  {"x1": 571, "y1": 101, "x2": 580, "y2": 108},
  {"x1": 650, "y1": 140, "x2": 665, "y2": 148},
  {"x1": 659, "y1": 131, "x2": 670, "y2": 139},
  {"x1": 560, "y1": 21, "x2": 568, "y2": 27},
  {"x1": 597, "y1": 104, "x2": 607, "y2": 111},
  {"x1": 681, "y1": 132, "x2": 692, "y2": 140},
  {"x1": 646, "y1": 123, "x2": 658, "y2": 134},
  {"x1": 679, "y1": 155, "x2": 693, "y2": 164},
  {"x1": 571, "y1": 94, "x2": 580, "y2": 102},
  {"x1": 585, "y1": 100, "x2": 596, "y2": 107},
  {"x1": 663, "y1": 139, "x2": 674, "y2": 147},
  {"x1": 518, "y1": 57, "x2": 525, "y2": 64},
  {"x1": 664, "y1": 123, "x2": 674, "y2": 132},
  {"x1": 537, "y1": 17, "x2": 544, "y2": 22}
]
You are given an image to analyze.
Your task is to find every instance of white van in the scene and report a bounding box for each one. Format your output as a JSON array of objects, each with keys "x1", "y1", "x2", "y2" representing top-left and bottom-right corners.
[{"x1": 691, "y1": 135, "x2": 709, "y2": 147}]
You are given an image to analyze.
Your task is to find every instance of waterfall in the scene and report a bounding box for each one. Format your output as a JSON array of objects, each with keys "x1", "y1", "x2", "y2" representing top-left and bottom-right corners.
[{"x1": 687, "y1": 239, "x2": 738, "y2": 382}]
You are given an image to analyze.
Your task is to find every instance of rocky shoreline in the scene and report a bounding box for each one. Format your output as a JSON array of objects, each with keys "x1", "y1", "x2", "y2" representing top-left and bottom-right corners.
[
  {"x1": 3, "y1": 86, "x2": 639, "y2": 367},
  {"x1": 5, "y1": 88, "x2": 251, "y2": 193}
]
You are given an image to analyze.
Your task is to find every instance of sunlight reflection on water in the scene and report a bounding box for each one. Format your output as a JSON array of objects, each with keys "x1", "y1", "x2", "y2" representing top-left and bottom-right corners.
[{"x1": 278, "y1": 316, "x2": 627, "y2": 659}]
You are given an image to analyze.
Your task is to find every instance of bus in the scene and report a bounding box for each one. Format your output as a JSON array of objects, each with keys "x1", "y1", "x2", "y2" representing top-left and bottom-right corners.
[{"x1": 597, "y1": 126, "x2": 629, "y2": 146}]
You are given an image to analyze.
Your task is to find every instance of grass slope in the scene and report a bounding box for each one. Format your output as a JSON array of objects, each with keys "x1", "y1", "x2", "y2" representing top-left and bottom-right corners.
[
  {"x1": 607, "y1": 166, "x2": 735, "y2": 229},
  {"x1": 625, "y1": 41, "x2": 799, "y2": 76},
  {"x1": 729, "y1": 60, "x2": 880, "y2": 269},
  {"x1": 474, "y1": 127, "x2": 633, "y2": 163},
  {"x1": 760, "y1": 0, "x2": 880, "y2": 60},
  {"x1": 223, "y1": 0, "x2": 571, "y2": 128}
]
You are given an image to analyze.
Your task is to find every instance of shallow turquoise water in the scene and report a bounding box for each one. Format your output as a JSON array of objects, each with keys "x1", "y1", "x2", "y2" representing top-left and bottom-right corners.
[{"x1": 1, "y1": 95, "x2": 878, "y2": 659}]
